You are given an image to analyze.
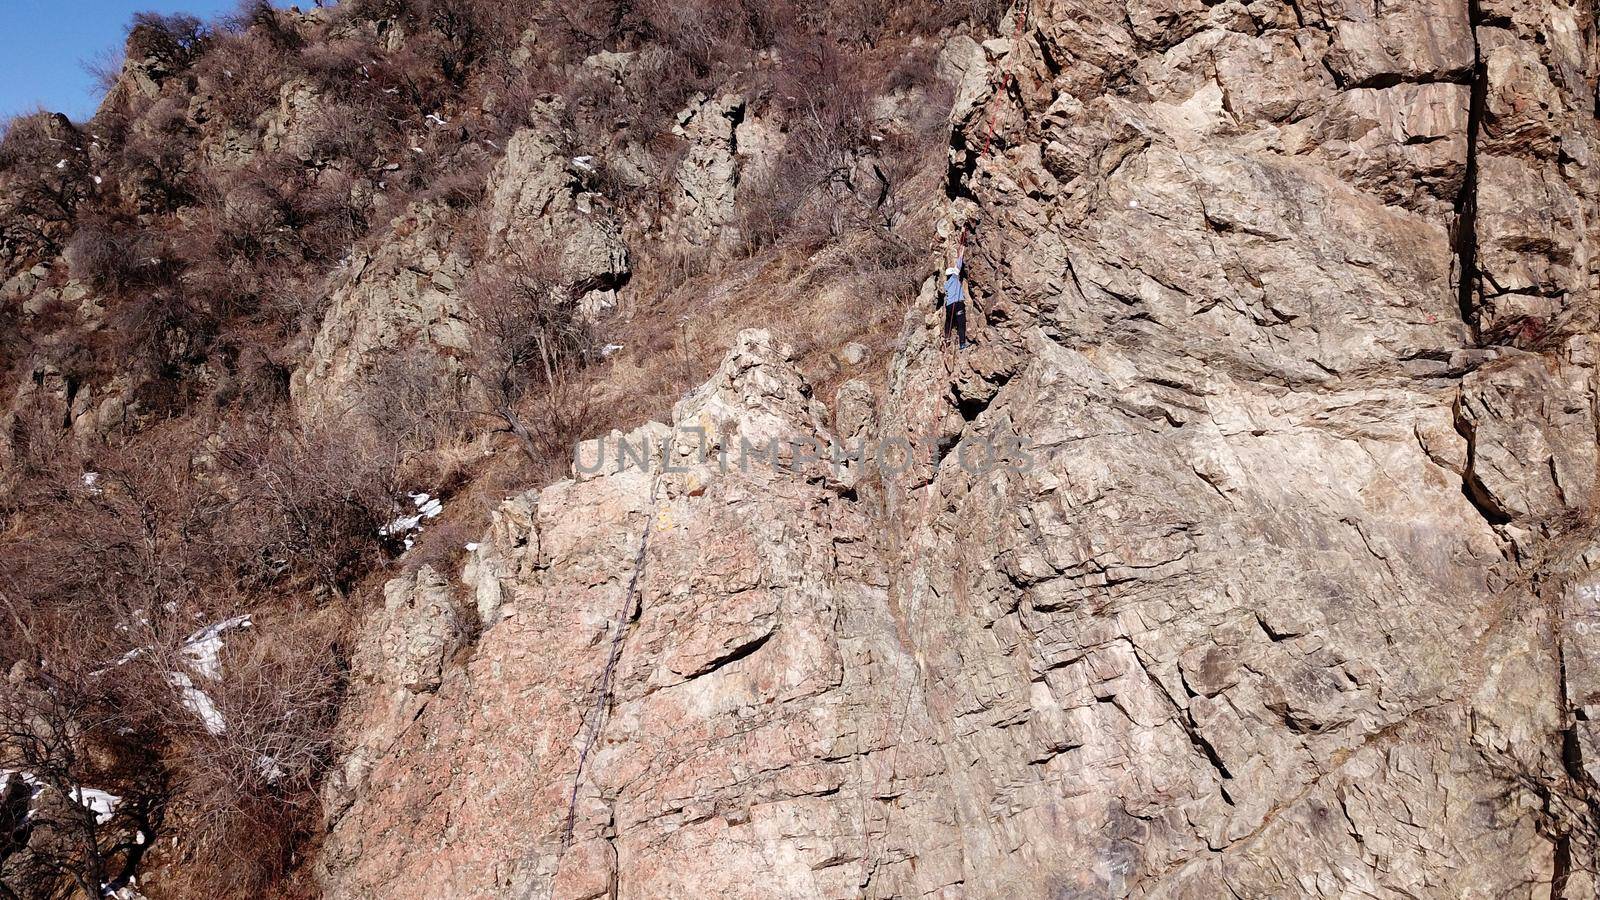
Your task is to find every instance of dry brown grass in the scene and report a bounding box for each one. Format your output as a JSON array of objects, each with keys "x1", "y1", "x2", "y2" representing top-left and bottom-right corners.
[
  {"x1": 591, "y1": 140, "x2": 944, "y2": 429},
  {"x1": 0, "y1": 0, "x2": 987, "y2": 892}
]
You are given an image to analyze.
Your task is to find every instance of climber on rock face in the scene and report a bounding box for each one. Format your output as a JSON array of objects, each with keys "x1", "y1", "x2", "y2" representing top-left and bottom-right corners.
[{"x1": 942, "y1": 255, "x2": 971, "y2": 350}]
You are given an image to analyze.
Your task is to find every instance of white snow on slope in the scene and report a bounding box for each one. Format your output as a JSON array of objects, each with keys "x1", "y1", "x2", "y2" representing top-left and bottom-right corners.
[
  {"x1": 68, "y1": 786, "x2": 122, "y2": 824},
  {"x1": 180, "y1": 615, "x2": 252, "y2": 680},
  {"x1": 105, "y1": 880, "x2": 149, "y2": 899},
  {"x1": 380, "y1": 492, "x2": 444, "y2": 551},
  {"x1": 167, "y1": 672, "x2": 225, "y2": 735},
  {"x1": 3, "y1": 770, "x2": 120, "y2": 825}
]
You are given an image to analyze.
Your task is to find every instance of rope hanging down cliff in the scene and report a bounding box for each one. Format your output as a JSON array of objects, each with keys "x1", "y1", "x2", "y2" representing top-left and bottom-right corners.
[{"x1": 561, "y1": 470, "x2": 664, "y2": 849}]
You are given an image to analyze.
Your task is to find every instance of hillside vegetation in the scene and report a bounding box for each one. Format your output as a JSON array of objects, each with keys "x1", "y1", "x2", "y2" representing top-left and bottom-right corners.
[{"x1": 0, "y1": 1, "x2": 998, "y2": 894}]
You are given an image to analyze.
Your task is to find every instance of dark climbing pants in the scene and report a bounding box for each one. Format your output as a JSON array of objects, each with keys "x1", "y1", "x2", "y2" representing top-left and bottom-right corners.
[{"x1": 944, "y1": 301, "x2": 969, "y2": 348}]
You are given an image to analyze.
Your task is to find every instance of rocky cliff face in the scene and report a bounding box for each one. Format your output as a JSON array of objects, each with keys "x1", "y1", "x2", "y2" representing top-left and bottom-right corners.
[
  {"x1": 317, "y1": 1, "x2": 1600, "y2": 897},
  {"x1": 3, "y1": 0, "x2": 1599, "y2": 896}
]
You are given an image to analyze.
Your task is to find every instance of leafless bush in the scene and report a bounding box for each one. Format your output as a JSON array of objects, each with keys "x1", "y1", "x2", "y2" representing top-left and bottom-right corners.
[
  {"x1": 225, "y1": 0, "x2": 303, "y2": 51},
  {"x1": 0, "y1": 669, "x2": 160, "y2": 900},
  {"x1": 826, "y1": 0, "x2": 895, "y2": 45},
  {"x1": 193, "y1": 30, "x2": 290, "y2": 129},
  {"x1": 365, "y1": 348, "x2": 470, "y2": 452},
  {"x1": 881, "y1": 0, "x2": 1009, "y2": 31},
  {"x1": 521, "y1": 374, "x2": 599, "y2": 484},
  {"x1": 127, "y1": 13, "x2": 211, "y2": 69},
  {"x1": 62, "y1": 219, "x2": 172, "y2": 294},
  {"x1": 302, "y1": 103, "x2": 383, "y2": 163},
  {"x1": 147, "y1": 618, "x2": 342, "y2": 893},
  {"x1": 463, "y1": 252, "x2": 595, "y2": 465},
  {"x1": 120, "y1": 98, "x2": 199, "y2": 212},
  {"x1": 0, "y1": 112, "x2": 90, "y2": 264},
  {"x1": 0, "y1": 405, "x2": 407, "y2": 891},
  {"x1": 83, "y1": 46, "x2": 127, "y2": 95},
  {"x1": 639, "y1": 0, "x2": 733, "y2": 76},
  {"x1": 339, "y1": 0, "x2": 415, "y2": 21},
  {"x1": 298, "y1": 37, "x2": 375, "y2": 100},
  {"x1": 420, "y1": 145, "x2": 493, "y2": 210},
  {"x1": 216, "y1": 424, "x2": 399, "y2": 595}
]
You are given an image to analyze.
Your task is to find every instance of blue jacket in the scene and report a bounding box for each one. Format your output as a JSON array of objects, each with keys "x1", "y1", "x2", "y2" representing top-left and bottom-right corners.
[{"x1": 943, "y1": 261, "x2": 964, "y2": 307}]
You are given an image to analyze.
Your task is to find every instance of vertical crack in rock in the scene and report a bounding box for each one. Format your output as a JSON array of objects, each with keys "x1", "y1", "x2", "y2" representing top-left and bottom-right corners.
[
  {"x1": 1455, "y1": 0, "x2": 1488, "y2": 338},
  {"x1": 562, "y1": 474, "x2": 662, "y2": 849}
]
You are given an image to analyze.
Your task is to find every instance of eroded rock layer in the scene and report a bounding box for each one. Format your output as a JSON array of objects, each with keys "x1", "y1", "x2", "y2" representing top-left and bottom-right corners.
[{"x1": 322, "y1": 1, "x2": 1600, "y2": 897}]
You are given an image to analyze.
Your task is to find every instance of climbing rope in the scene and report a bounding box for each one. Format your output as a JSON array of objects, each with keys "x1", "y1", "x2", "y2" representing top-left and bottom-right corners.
[{"x1": 561, "y1": 470, "x2": 664, "y2": 849}]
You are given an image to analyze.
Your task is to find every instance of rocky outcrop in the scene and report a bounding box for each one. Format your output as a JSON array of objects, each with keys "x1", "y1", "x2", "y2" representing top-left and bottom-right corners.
[
  {"x1": 0, "y1": 360, "x2": 132, "y2": 469},
  {"x1": 667, "y1": 93, "x2": 745, "y2": 249},
  {"x1": 318, "y1": 1, "x2": 1600, "y2": 897},
  {"x1": 294, "y1": 95, "x2": 638, "y2": 427},
  {"x1": 321, "y1": 330, "x2": 912, "y2": 897},
  {"x1": 1469, "y1": 1, "x2": 1599, "y2": 343},
  {"x1": 877, "y1": 0, "x2": 1600, "y2": 893},
  {"x1": 485, "y1": 99, "x2": 629, "y2": 309},
  {"x1": 290, "y1": 202, "x2": 471, "y2": 425}
]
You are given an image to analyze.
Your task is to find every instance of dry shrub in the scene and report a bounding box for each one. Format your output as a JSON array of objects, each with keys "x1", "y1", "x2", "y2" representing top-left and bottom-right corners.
[
  {"x1": 0, "y1": 665, "x2": 162, "y2": 900},
  {"x1": 421, "y1": 144, "x2": 494, "y2": 210},
  {"x1": 120, "y1": 98, "x2": 199, "y2": 212},
  {"x1": 113, "y1": 290, "x2": 219, "y2": 383},
  {"x1": 216, "y1": 424, "x2": 400, "y2": 594},
  {"x1": 301, "y1": 103, "x2": 384, "y2": 163},
  {"x1": 638, "y1": 0, "x2": 738, "y2": 76},
  {"x1": 463, "y1": 250, "x2": 595, "y2": 464},
  {"x1": 0, "y1": 112, "x2": 91, "y2": 264},
  {"x1": 127, "y1": 13, "x2": 212, "y2": 69},
  {"x1": 193, "y1": 29, "x2": 292, "y2": 129},
  {"x1": 365, "y1": 348, "x2": 471, "y2": 453},
  {"x1": 298, "y1": 37, "x2": 375, "y2": 101},
  {"x1": 148, "y1": 617, "x2": 343, "y2": 893},
  {"x1": 62, "y1": 221, "x2": 167, "y2": 295},
  {"x1": 518, "y1": 374, "x2": 599, "y2": 485},
  {"x1": 0, "y1": 416, "x2": 401, "y2": 895},
  {"x1": 171, "y1": 157, "x2": 367, "y2": 337},
  {"x1": 825, "y1": 0, "x2": 896, "y2": 45},
  {"x1": 878, "y1": 0, "x2": 1010, "y2": 31}
]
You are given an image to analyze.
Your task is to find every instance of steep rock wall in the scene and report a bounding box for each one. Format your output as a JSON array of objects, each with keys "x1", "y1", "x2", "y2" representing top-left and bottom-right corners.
[{"x1": 320, "y1": 1, "x2": 1600, "y2": 897}]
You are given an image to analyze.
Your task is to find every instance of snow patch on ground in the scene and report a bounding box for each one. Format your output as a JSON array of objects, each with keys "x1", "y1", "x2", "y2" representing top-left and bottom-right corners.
[
  {"x1": 69, "y1": 786, "x2": 122, "y2": 824},
  {"x1": 255, "y1": 755, "x2": 285, "y2": 783},
  {"x1": 180, "y1": 615, "x2": 252, "y2": 680},
  {"x1": 380, "y1": 492, "x2": 444, "y2": 551},
  {"x1": 0, "y1": 769, "x2": 39, "y2": 794},
  {"x1": 167, "y1": 672, "x2": 226, "y2": 735},
  {"x1": 2, "y1": 770, "x2": 120, "y2": 825},
  {"x1": 105, "y1": 879, "x2": 148, "y2": 899},
  {"x1": 98, "y1": 615, "x2": 252, "y2": 734}
]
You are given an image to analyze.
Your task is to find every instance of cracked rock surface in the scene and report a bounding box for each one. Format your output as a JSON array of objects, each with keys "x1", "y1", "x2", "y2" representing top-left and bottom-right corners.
[{"x1": 320, "y1": 1, "x2": 1600, "y2": 897}]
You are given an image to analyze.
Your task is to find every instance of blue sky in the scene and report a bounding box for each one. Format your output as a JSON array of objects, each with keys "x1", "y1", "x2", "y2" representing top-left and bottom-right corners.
[{"x1": 0, "y1": 0, "x2": 256, "y2": 123}]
